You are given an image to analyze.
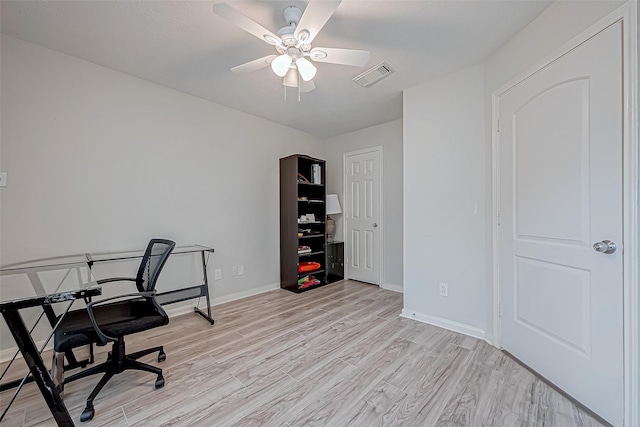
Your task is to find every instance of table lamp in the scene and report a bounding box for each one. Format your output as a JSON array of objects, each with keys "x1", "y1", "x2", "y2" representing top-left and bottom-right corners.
[{"x1": 326, "y1": 194, "x2": 342, "y2": 242}]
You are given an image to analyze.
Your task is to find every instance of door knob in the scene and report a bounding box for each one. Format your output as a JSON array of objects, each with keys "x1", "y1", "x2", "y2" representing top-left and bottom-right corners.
[
  {"x1": 373, "y1": 223, "x2": 378, "y2": 228},
  {"x1": 593, "y1": 240, "x2": 617, "y2": 254}
]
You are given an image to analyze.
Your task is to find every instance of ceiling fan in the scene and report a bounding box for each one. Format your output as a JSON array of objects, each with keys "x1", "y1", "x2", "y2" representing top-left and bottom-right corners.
[{"x1": 213, "y1": 0, "x2": 370, "y2": 96}]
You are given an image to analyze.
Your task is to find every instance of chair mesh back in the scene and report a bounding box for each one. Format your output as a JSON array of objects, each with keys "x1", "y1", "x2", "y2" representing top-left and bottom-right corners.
[{"x1": 136, "y1": 239, "x2": 176, "y2": 292}]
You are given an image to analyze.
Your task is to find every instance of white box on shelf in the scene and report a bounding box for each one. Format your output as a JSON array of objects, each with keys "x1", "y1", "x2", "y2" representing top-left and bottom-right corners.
[{"x1": 311, "y1": 164, "x2": 321, "y2": 184}]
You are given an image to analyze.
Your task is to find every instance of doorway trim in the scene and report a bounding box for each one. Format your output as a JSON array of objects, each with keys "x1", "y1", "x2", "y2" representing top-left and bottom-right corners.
[
  {"x1": 342, "y1": 146, "x2": 384, "y2": 286},
  {"x1": 490, "y1": 2, "x2": 638, "y2": 426}
]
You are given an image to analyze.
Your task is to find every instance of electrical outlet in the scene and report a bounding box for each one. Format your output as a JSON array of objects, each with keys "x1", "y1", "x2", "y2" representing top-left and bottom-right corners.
[
  {"x1": 231, "y1": 266, "x2": 238, "y2": 276},
  {"x1": 214, "y1": 269, "x2": 222, "y2": 280},
  {"x1": 439, "y1": 282, "x2": 448, "y2": 297},
  {"x1": 237, "y1": 264, "x2": 244, "y2": 275}
]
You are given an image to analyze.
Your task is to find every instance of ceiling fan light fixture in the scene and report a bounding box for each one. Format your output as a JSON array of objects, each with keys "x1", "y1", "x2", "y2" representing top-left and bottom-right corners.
[
  {"x1": 283, "y1": 68, "x2": 299, "y2": 87},
  {"x1": 296, "y1": 57, "x2": 317, "y2": 81},
  {"x1": 271, "y1": 54, "x2": 292, "y2": 77}
]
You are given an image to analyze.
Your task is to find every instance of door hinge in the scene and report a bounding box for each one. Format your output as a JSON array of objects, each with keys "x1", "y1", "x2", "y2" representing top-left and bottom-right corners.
[
  {"x1": 496, "y1": 119, "x2": 500, "y2": 132},
  {"x1": 498, "y1": 303, "x2": 502, "y2": 317},
  {"x1": 497, "y1": 209, "x2": 501, "y2": 227}
]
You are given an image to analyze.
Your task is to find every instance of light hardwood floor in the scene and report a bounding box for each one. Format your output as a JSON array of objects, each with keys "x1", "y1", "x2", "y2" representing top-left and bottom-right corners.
[{"x1": 1, "y1": 280, "x2": 606, "y2": 427}]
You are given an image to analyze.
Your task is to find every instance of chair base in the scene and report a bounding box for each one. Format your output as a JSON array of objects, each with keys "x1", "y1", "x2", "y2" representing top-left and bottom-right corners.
[{"x1": 61, "y1": 339, "x2": 166, "y2": 422}]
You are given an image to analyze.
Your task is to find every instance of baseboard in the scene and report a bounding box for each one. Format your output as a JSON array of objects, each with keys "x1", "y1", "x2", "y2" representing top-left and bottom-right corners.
[
  {"x1": 1, "y1": 283, "x2": 281, "y2": 364},
  {"x1": 381, "y1": 283, "x2": 403, "y2": 293},
  {"x1": 483, "y1": 333, "x2": 496, "y2": 347},
  {"x1": 400, "y1": 309, "x2": 486, "y2": 340}
]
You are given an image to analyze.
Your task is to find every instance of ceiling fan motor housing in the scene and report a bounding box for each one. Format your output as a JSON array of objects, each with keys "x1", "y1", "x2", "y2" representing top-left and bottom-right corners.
[
  {"x1": 277, "y1": 6, "x2": 311, "y2": 55},
  {"x1": 283, "y1": 6, "x2": 302, "y2": 26}
]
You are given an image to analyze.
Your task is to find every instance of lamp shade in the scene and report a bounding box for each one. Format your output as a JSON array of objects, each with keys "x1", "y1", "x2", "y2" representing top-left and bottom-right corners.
[
  {"x1": 271, "y1": 54, "x2": 292, "y2": 77},
  {"x1": 326, "y1": 194, "x2": 342, "y2": 215},
  {"x1": 295, "y1": 57, "x2": 317, "y2": 81}
]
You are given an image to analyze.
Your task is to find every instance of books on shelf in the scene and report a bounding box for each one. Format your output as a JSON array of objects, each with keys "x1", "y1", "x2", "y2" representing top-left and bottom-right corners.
[
  {"x1": 298, "y1": 228, "x2": 322, "y2": 236},
  {"x1": 298, "y1": 245, "x2": 312, "y2": 254},
  {"x1": 297, "y1": 172, "x2": 310, "y2": 183}
]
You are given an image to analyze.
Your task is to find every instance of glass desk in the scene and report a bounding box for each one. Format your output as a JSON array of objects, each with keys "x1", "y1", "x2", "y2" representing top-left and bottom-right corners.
[{"x1": 0, "y1": 257, "x2": 101, "y2": 426}]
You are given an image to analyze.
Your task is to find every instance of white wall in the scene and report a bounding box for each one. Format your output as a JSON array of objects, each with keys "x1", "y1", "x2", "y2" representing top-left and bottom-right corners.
[
  {"x1": 403, "y1": 65, "x2": 487, "y2": 336},
  {"x1": 0, "y1": 35, "x2": 325, "y2": 347},
  {"x1": 325, "y1": 119, "x2": 403, "y2": 291}
]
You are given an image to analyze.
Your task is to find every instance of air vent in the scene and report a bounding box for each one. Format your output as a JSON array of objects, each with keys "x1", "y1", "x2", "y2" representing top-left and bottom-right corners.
[{"x1": 352, "y1": 62, "x2": 395, "y2": 87}]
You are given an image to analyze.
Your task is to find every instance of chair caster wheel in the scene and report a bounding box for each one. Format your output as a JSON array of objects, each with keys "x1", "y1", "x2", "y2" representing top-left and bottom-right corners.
[
  {"x1": 80, "y1": 407, "x2": 95, "y2": 422},
  {"x1": 158, "y1": 351, "x2": 166, "y2": 362},
  {"x1": 155, "y1": 377, "x2": 165, "y2": 389}
]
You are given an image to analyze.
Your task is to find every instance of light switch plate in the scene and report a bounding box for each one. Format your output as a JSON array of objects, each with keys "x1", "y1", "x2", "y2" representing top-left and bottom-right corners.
[{"x1": 0, "y1": 172, "x2": 6, "y2": 187}]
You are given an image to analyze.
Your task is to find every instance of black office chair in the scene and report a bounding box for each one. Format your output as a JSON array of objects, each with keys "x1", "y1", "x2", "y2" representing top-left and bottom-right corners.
[{"x1": 53, "y1": 238, "x2": 175, "y2": 422}]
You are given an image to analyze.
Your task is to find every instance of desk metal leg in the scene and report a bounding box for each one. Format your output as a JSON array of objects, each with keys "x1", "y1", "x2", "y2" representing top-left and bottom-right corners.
[
  {"x1": 2, "y1": 310, "x2": 74, "y2": 427},
  {"x1": 193, "y1": 250, "x2": 214, "y2": 325}
]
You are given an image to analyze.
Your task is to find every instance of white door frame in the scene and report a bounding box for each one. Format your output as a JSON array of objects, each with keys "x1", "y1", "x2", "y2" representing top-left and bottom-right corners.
[
  {"x1": 343, "y1": 146, "x2": 384, "y2": 286},
  {"x1": 491, "y1": 3, "x2": 638, "y2": 426}
]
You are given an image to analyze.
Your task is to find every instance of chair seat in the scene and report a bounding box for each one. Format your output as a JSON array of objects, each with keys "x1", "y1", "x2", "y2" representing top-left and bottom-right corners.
[{"x1": 54, "y1": 300, "x2": 168, "y2": 353}]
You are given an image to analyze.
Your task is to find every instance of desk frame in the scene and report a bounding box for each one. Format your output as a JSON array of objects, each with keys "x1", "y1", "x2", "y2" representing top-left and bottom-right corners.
[
  {"x1": 86, "y1": 245, "x2": 215, "y2": 325},
  {"x1": 1, "y1": 287, "x2": 101, "y2": 427}
]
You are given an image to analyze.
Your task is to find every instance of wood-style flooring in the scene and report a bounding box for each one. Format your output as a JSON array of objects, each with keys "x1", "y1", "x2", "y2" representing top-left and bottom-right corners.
[{"x1": 0, "y1": 280, "x2": 606, "y2": 426}]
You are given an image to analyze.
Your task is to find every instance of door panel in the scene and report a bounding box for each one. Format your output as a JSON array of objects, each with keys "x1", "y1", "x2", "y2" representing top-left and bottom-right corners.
[
  {"x1": 498, "y1": 23, "x2": 623, "y2": 425},
  {"x1": 514, "y1": 79, "x2": 590, "y2": 244},
  {"x1": 345, "y1": 149, "x2": 381, "y2": 285},
  {"x1": 514, "y1": 256, "x2": 591, "y2": 355}
]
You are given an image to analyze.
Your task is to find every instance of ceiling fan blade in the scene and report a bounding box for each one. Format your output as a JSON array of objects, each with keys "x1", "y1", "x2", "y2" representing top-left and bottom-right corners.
[
  {"x1": 231, "y1": 55, "x2": 278, "y2": 74},
  {"x1": 309, "y1": 48, "x2": 370, "y2": 67},
  {"x1": 294, "y1": 0, "x2": 342, "y2": 44},
  {"x1": 213, "y1": 3, "x2": 282, "y2": 46}
]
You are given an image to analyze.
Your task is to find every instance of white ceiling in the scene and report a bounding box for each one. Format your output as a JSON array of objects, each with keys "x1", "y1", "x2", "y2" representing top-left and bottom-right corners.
[{"x1": 0, "y1": 0, "x2": 551, "y2": 138}]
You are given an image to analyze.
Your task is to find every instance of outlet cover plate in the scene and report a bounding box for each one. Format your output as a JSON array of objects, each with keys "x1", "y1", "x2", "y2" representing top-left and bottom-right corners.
[{"x1": 439, "y1": 282, "x2": 448, "y2": 297}]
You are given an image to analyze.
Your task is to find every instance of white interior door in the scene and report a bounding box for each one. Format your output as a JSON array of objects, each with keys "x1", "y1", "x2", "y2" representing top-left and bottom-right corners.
[
  {"x1": 498, "y1": 23, "x2": 623, "y2": 425},
  {"x1": 344, "y1": 148, "x2": 382, "y2": 285}
]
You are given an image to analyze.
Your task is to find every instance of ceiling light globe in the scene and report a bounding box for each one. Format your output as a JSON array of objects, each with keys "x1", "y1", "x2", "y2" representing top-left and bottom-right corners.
[
  {"x1": 283, "y1": 68, "x2": 299, "y2": 87},
  {"x1": 271, "y1": 54, "x2": 292, "y2": 77},
  {"x1": 296, "y1": 57, "x2": 317, "y2": 81}
]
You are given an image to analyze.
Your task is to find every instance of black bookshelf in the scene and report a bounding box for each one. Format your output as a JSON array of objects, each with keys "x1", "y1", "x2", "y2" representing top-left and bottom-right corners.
[{"x1": 280, "y1": 154, "x2": 327, "y2": 293}]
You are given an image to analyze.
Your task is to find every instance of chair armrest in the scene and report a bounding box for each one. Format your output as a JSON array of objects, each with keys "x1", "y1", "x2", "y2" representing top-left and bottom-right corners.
[
  {"x1": 85, "y1": 291, "x2": 156, "y2": 345},
  {"x1": 96, "y1": 277, "x2": 137, "y2": 285}
]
